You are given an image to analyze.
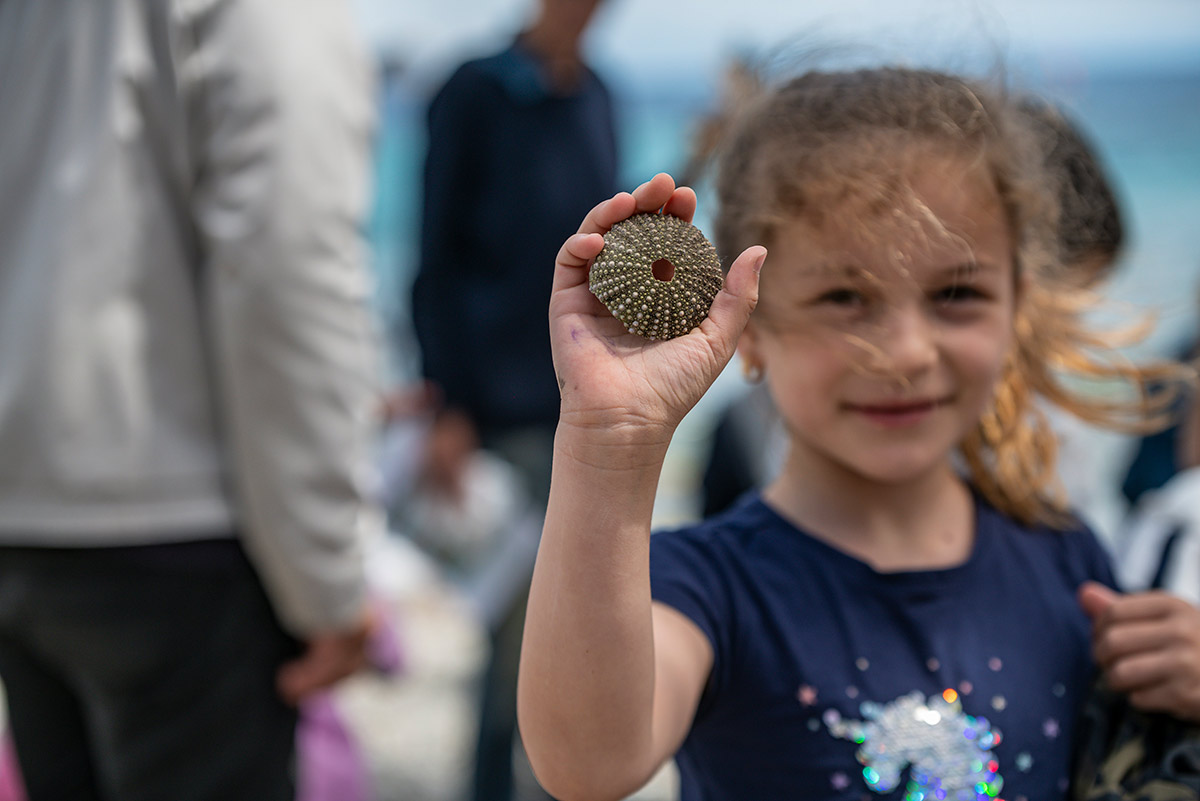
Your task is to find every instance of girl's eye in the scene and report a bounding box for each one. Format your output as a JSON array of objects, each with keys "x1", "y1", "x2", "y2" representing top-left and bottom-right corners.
[
  {"x1": 934, "y1": 284, "x2": 985, "y2": 304},
  {"x1": 817, "y1": 288, "x2": 865, "y2": 306}
]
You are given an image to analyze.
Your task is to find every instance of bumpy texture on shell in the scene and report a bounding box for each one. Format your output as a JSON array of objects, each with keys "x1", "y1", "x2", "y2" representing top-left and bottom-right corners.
[{"x1": 588, "y1": 213, "x2": 723, "y2": 340}]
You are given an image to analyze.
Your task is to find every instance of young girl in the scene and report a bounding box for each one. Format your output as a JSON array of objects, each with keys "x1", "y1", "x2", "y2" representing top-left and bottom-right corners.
[{"x1": 516, "y1": 67, "x2": 1200, "y2": 801}]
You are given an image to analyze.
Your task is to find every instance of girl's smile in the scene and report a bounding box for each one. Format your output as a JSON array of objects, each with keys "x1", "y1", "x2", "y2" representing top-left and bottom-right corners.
[{"x1": 842, "y1": 396, "x2": 954, "y2": 428}]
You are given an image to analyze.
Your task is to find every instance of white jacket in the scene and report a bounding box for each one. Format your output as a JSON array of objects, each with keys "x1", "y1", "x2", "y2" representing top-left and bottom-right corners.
[
  {"x1": 1117, "y1": 468, "x2": 1200, "y2": 606},
  {"x1": 0, "y1": 0, "x2": 380, "y2": 635}
]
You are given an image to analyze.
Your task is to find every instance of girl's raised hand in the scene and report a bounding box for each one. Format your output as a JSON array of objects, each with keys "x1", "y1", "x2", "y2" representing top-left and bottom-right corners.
[{"x1": 549, "y1": 173, "x2": 765, "y2": 440}]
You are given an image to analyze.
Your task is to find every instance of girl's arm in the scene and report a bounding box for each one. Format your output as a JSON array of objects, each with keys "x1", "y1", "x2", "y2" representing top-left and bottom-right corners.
[{"x1": 517, "y1": 174, "x2": 765, "y2": 801}]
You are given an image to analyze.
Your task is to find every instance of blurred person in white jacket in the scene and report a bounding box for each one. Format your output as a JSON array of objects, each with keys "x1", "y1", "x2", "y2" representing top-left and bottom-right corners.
[
  {"x1": 0, "y1": 2, "x2": 381, "y2": 799},
  {"x1": 1117, "y1": 309, "x2": 1200, "y2": 605}
]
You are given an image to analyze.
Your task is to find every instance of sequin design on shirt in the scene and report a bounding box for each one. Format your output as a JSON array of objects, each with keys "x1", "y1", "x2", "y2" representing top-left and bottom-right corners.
[{"x1": 825, "y1": 689, "x2": 1004, "y2": 800}]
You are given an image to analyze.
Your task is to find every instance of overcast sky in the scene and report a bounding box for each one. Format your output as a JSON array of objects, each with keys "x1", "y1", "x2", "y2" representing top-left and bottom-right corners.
[{"x1": 357, "y1": 0, "x2": 1200, "y2": 87}]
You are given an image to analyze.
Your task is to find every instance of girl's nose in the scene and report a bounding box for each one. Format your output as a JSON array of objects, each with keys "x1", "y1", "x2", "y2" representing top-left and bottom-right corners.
[{"x1": 871, "y1": 305, "x2": 938, "y2": 381}]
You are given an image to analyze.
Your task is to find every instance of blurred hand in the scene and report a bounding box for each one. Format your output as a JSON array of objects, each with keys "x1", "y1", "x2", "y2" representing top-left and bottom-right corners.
[
  {"x1": 423, "y1": 407, "x2": 479, "y2": 501},
  {"x1": 276, "y1": 607, "x2": 375, "y2": 705},
  {"x1": 549, "y1": 172, "x2": 766, "y2": 439},
  {"x1": 1079, "y1": 581, "x2": 1200, "y2": 722},
  {"x1": 378, "y1": 380, "x2": 437, "y2": 423}
]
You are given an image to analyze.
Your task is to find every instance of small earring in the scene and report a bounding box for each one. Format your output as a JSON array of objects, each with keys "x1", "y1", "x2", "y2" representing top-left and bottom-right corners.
[{"x1": 742, "y1": 360, "x2": 764, "y2": 384}]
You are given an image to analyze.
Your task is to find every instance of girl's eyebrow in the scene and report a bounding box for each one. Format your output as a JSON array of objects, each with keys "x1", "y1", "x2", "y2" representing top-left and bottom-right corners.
[
  {"x1": 799, "y1": 261, "x2": 1003, "y2": 283},
  {"x1": 798, "y1": 262, "x2": 873, "y2": 280},
  {"x1": 931, "y1": 261, "x2": 998, "y2": 281}
]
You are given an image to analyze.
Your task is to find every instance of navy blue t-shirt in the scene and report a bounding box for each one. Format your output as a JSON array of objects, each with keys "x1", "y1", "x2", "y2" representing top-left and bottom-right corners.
[{"x1": 649, "y1": 491, "x2": 1117, "y2": 801}]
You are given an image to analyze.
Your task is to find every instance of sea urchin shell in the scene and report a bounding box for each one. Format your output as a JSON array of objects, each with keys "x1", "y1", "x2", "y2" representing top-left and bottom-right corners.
[{"x1": 588, "y1": 213, "x2": 723, "y2": 340}]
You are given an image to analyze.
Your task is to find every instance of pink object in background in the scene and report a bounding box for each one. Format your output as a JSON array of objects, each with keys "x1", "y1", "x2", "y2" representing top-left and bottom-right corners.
[
  {"x1": 297, "y1": 695, "x2": 372, "y2": 801},
  {"x1": 297, "y1": 597, "x2": 405, "y2": 801},
  {"x1": 0, "y1": 732, "x2": 25, "y2": 801}
]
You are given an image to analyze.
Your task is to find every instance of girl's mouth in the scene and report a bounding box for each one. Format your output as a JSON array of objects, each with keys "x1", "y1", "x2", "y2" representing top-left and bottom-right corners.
[{"x1": 844, "y1": 398, "x2": 948, "y2": 427}]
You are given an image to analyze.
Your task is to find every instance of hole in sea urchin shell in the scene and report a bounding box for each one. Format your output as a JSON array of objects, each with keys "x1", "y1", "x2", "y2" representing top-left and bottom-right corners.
[{"x1": 651, "y1": 259, "x2": 675, "y2": 282}]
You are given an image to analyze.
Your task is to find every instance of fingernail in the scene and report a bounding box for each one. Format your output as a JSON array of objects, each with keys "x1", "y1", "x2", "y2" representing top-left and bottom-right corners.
[{"x1": 754, "y1": 249, "x2": 768, "y2": 274}]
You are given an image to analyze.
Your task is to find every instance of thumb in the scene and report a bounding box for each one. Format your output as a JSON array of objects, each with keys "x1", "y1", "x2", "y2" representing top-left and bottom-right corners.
[
  {"x1": 1078, "y1": 581, "x2": 1118, "y2": 621},
  {"x1": 704, "y1": 245, "x2": 766, "y2": 340}
]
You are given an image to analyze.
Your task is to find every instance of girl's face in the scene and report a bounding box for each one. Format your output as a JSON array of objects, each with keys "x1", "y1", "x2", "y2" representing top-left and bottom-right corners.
[{"x1": 740, "y1": 158, "x2": 1018, "y2": 490}]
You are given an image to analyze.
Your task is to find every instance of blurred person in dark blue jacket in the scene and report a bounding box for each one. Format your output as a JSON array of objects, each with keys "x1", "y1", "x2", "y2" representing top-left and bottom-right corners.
[{"x1": 410, "y1": 1, "x2": 618, "y2": 799}]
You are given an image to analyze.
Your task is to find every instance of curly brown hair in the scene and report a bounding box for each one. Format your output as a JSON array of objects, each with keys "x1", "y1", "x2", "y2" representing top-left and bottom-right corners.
[{"x1": 711, "y1": 66, "x2": 1190, "y2": 528}]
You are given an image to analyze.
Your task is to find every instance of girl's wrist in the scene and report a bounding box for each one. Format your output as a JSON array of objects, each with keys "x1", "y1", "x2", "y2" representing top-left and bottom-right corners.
[{"x1": 553, "y1": 418, "x2": 674, "y2": 474}]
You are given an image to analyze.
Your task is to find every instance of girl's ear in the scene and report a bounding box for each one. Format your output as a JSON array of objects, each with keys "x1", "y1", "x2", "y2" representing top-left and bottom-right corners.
[
  {"x1": 1013, "y1": 262, "x2": 1030, "y2": 309},
  {"x1": 737, "y1": 317, "x2": 766, "y2": 381}
]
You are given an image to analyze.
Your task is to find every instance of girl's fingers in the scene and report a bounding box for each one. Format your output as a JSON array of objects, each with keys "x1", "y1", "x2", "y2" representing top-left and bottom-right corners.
[
  {"x1": 1094, "y1": 617, "x2": 1188, "y2": 667},
  {"x1": 576, "y1": 174, "x2": 697, "y2": 242},
  {"x1": 631, "y1": 173, "x2": 677, "y2": 214},
  {"x1": 1105, "y1": 650, "x2": 1176, "y2": 693},
  {"x1": 663, "y1": 185, "x2": 698, "y2": 223},
  {"x1": 557, "y1": 173, "x2": 702, "y2": 294},
  {"x1": 1091, "y1": 590, "x2": 1181, "y2": 629},
  {"x1": 553, "y1": 232, "x2": 606, "y2": 292},
  {"x1": 1127, "y1": 684, "x2": 1180, "y2": 714},
  {"x1": 556, "y1": 231, "x2": 606, "y2": 269},
  {"x1": 577, "y1": 192, "x2": 636, "y2": 237},
  {"x1": 701, "y1": 245, "x2": 767, "y2": 350},
  {"x1": 1078, "y1": 581, "x2": 1118, "y2": 621}
]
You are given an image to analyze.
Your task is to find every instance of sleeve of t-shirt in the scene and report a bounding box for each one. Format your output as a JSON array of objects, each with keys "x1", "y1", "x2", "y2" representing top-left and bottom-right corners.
[{"x1": 649, "y1": 527, "x2": 734, "y2": 695}]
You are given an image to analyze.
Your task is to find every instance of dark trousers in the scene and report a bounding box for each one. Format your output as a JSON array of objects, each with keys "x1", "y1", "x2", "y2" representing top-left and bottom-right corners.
[
  {"x1": 472, "y1": 585, "x2": 545, "y2": 801},
  {"x1": 0, "y1": 540, "x2": 300, "y2": 801}
]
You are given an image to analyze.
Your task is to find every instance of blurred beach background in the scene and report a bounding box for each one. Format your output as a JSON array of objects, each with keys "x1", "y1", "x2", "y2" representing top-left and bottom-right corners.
[
  {"x1": 0, "y1": 4, "x2": 1196, "y2": 801},
  {"x1": 267, "y1": 1, "x2": 1200, "y2": 798}
]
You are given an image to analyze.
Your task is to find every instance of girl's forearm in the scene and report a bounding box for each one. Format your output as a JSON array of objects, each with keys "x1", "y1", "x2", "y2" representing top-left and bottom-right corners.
[{"x1": 518, "y1": 422, "x2": 672, "y2": 800}]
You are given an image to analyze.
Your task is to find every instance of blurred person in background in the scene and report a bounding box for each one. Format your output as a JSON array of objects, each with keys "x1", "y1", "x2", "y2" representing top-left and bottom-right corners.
[
  {"x1": 410, "y1": 1, "x2": 617, "y2": 799},
  {"x1": 1017, "y1": 97, "x2": 1125, "y2": 289},
  {"x1": 0, "y1": 2, "x2": 380, "y2": 799},
  {"x1": 1015, "y1": 98, "x2": 1132, "y2": 539},
  {"x1": 1121, "y1": 338, "x2": 1200, "y2": 508},
  {"x1": 1119, "y1": 283, "x2": 1200, "y2": 508},
  {"x1": 1019, "y1": 102, "x2": 1200, "y2": 614},
  {"x1": 1116, "y1": 282, "x2": 1200, "y2": 604}
]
